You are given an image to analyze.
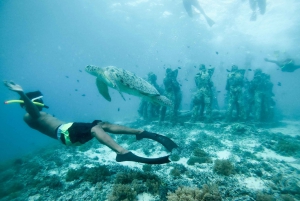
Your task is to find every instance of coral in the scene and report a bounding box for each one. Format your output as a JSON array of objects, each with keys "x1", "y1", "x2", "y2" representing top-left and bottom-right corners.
[
  {"x1": 0, "y1": 182, "x2": 24, "y2": 199},
  {"x1": 213, "y1": 159, "x2": 234, "y2": 176},
  {"x1": 193, "y1": 149, "x2": 208, "y2": 157},
  {"x1": 256, "y1": 193, "x2": 275, "y2": 201},
  {"x1": 83, "y1": 165, "x2": 112, "y2": 184},
  {"x1": 142, "y1": 164, "x2": 152, "y2": 172},
  {"x1": 23, "y1": 161, "x2": 43, "y2": 176},
  {"x1": 108, "y1": 184, "x2": 137, "y2": 201},
  {"x1": 170, "y1": 168, "x2": 182, "y2": 178},
  {"x1": 187, "y1": 148, "x2": 211, "y2": 166},
  {"x1": 187, "y1": 156, "x2": 212, "y2": 166},
  {"x1": 167, "y1": 186, "x2": 202, "y2": 201},
  {"x1": 275, "y1": 139, "x2": 300, "y2": 156},
  {"x1": 65, "y1": 167, "x2": 85, "y2": 182},
  {"x1": 194, "y1": 133, "x2": 223, "y2": 148},
  {"x1": 170, "y1": 154, "x2": 180, "y2": 161},
  {"x1": 113, "y1": 171, "x2": 161, "y2": 194},
  {"x1": 43, "y1": 175, "x2": 63, "y2": 189},
  {"x1": 281, "y1": 194, "x2": 295, "y2": 201},
  {"x1": 230, "y1": 123, "x2": 248, "y2": 134},
  {"x1": 78, "y1": 141, "x2": 92, "y2": 152},
  {"x1": 167, "y1": 184, "x2": 222, "y2": 201}
]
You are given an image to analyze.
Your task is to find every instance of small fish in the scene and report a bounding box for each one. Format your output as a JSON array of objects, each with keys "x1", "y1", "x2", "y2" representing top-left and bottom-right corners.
[
  {"x1": 194, "y1": 66, "x2": 196, "y2": 68},
  {"x1": 65, "y1": 76, "x2": 69, "y2": 78},
  {"x1": 178, "y1": 60, "x2": 180, "y2": 62},
  {"x1": 217, "y1": 91, "x2": 221, "y2": 93},
  {"x1": 185, "y1": 78, "x2": 188, "y2": 81},
  {"x1": 277, "y1": 82, "x2": 281, "y2": 86},
  {"x1": 79, "y1": 70, "x2": 82, "y2": 72},
  {"x1": 118, "y1": 108, "x2": 120, "y2": 111},
  {"x1": 178, "y1": 67, "x2": 181, "y2": 69},
  {"x1": 129, "y1": 98, "x2": 131, "y2": 100},
  {"x1": 82, "y1": 94, "x2": 86, "y2": 96},
  {"x1": 216, "y1": 51, "x2": 218, "y2": 55},
  {"x1": 248, "y1": 69, "x2": 252, "y2": 71},
  {"x1": 226, "y1": 69, "x2": 230, "y2": 72},
  {"x1": 187, "y1": 46, "x2": 190, "y2": 48},
  {"x1": 77, "y1": 80, "x2": 80, "y2": 82},
  {"x1": 75, "y1": 89, "x2": 78, "y2": 91}
]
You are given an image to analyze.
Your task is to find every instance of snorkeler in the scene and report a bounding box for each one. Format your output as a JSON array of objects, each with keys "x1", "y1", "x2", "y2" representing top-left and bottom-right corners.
[
  {"x1": 264, "y1": 58, "x2": 300, "y2": 72},
  {"x1": 4, "y1": 81, "x2": 178, "y2": 165},
  {"x1": 182, "y1": 0, "x2": 215, "y2": 27},
  {"x1": 249, "y1": 0, "x2": 266, "y2": 21}
]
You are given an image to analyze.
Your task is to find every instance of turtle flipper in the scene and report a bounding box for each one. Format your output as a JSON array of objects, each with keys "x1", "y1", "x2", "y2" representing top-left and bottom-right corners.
[
  {"x1": 108, "y1": 73, "x2": 126, "y2": 101},
  {"x1": 96, "y1": 78, "x2": 111, "y2": 101},
  {"x1": 116, "y1": 87, "x2": 126, "y2": 101}
]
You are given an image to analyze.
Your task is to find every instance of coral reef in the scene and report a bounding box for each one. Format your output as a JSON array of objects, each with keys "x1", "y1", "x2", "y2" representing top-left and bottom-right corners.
[
  {"x1": 83, "y1": 165, "x2": 112, "y2": 184},
  {"x1": 65, "y1": 167, "x2": 85, "y2": 182},
  {"x1": 213, "y1": 159, "x2": 234, "y2": 176},
  {"x1": 256, "y1": 192, "x2": 275, "y2": 201},
  {"x1": 275, "y1": 139, "x2": 300, "y2": 156},
  {"x1": 167, "y1": 184, "x2": 222, "y2": 201},
  {"x1": 108, "y1": 170, "x2": 162, "y2": 200},
  {"x1": 108, "y1": 184, "x2": 137, "y2": 201},
  {"x1": 187, "y1": 156, "x2": 212, "y2": 166}
]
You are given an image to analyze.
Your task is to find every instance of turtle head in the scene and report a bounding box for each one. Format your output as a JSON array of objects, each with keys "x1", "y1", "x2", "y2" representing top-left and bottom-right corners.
[{"x1": 85, "y1": 65, "x2": 103, "y2": 77}]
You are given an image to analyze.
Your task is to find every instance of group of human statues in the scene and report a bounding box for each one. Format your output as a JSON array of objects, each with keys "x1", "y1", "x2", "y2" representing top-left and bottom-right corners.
[{"x1": 138, "y1": 64, "x2": 275, "y2": 124}]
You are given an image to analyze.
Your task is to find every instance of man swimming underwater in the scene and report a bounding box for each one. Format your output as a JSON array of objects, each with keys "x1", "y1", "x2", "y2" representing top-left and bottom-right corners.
[
  {"x1": 4, "y1": 81, "x2": 178, "y2": 164},
  {"x1": 264, "y1": 58, "x2": 300, "y2": 72},
  {"x1": 182, "y1": 0, "x2": 215, "y2": 27}
]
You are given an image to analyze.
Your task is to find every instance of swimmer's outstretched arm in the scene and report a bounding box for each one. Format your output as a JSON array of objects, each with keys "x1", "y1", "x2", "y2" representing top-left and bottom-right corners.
[
  {"x1": 264, "y1": 58, "x2": 282, "y2": 67},
  {"x1": 4, "y1": 81, "x2": 41, "y2": 119}
]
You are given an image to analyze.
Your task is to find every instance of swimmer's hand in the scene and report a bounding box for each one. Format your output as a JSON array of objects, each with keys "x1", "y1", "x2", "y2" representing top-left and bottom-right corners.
[{"x1": 4, "y1": 81, "x2": 24, "y2": 92}]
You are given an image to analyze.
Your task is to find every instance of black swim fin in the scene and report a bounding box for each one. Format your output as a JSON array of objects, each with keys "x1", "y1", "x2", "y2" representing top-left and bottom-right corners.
[
  {"x1": 116, "y1": 152, "x2": 170, "y2": 164},
  {"x1": 136, "y1": 131, "x2": 178, "y2": 152}
]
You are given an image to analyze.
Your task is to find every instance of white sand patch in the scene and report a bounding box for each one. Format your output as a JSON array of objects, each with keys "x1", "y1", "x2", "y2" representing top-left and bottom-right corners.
[
  {"x1": 221, "y1": 140, "x2": 233, "y2": 148},
  {"x1": 84, "y1": 147, "x2": 116, "y2": 164},
  {"x1": 256, "y1": 148, "x2": 296, "y2": 163},
  {"x1": 28, "y1": 194, "x2": 41, "y2": 201},
  {"x1": 189, "y1": 129, "x2": 200, "y2": 135},
  {"x1": 239, "y1": 176, "x2": 266, "y2": 190},
  {"x1": 216, "y1": 150, "x2": 231, "y2": 159},
  {"x1": 232, "y1": 155, "x2": 241, "y2": 162},
  {"x1": 175, "y1": 157, "x2": 189, "y2": 166},
  {"x1": 241, "y1": 140, "x2": 260, "y2": 148},
  {"x1": 48, "y1": 170, "x2": 58, "y2": 175},
  {"x1": 137, "y1": 192, "x2": 156, "y2": 201},
  {"x1": 69, "y1": 163, "x2": 80, "y2": 169}
]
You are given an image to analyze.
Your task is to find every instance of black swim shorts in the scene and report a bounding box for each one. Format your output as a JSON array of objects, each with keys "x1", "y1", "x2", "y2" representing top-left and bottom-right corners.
[{"x1": 58, "y1": 120, "x2": 102, "y2": 146}]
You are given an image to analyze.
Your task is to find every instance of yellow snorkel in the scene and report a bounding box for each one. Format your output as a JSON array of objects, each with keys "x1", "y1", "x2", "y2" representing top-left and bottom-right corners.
[{"x1": 4, "y1": 100, "x2": 49, "y2": 108}]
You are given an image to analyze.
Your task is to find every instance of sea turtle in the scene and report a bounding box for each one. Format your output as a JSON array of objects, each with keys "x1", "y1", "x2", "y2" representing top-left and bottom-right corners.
[{"x1": 85, "y1": 65, "x2": 173, "y2": 107}]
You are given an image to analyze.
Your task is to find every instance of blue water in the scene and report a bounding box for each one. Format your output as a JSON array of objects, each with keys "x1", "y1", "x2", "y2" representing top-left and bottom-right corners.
[{"x1": 1, "y1": 0, "x2": 300, "y2": 162}]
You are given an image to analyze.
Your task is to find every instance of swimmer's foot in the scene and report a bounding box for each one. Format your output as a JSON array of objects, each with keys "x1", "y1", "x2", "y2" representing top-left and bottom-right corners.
[
  {"x1": 136, "y1": 131, "x2": 178, "y2": 152},
  {"x1": 116, "y1": 152, "x2": 170, "y2": 164}
]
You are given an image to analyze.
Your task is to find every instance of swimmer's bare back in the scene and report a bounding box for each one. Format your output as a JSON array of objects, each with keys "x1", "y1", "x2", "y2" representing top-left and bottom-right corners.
[{"x1": 24, "y1": 112, "x2": 65, "y2": 139}]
